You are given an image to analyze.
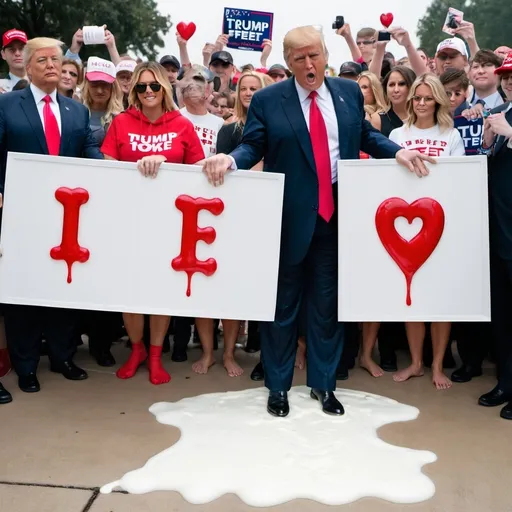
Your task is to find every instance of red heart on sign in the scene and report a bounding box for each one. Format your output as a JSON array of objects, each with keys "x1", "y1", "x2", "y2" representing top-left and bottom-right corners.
[
  {"x1": 177, "y1": 21, "x2": 196, "y2": 41},
  {"x1": 380, "y1": 13, "x2": 394, "y2": 28},
  {"x1": 375, "y1": 197, "x2": 445, "y2": 306}
]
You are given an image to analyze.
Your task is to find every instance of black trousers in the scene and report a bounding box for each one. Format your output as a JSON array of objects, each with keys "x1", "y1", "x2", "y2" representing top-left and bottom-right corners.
[
  {"x1": 454, "y1": 322, "x2": 493, "y2": 369},
  {"x1": 81, "y1": 310, "x2": 123, "y2": 355},
  {"x1": 490, "y1": 253, "x2": 512, "y2": 394},
  {"x1": 5, "y1": 305, "x2": 78, "y2": 375},
  {"x1": 173, "y1": 317, "x2": 194, "y2": 349}
]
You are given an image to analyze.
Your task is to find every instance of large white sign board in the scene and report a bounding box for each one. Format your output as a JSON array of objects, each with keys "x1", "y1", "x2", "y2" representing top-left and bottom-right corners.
[
  {"x1": 0, "y1": 153, "x2": 284, "y2": 321},
  {"x1": 338, "y1": 157, "x2": 490, "y2": 322}
]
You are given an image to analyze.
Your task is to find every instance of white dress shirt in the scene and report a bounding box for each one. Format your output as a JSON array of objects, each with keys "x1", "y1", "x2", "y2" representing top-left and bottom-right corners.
[
  {"x1": 471, "y1": 90, "x2": 504, "y2": 110},
  {"x1": 30, "y1": 83, "x2": 62, "y2": 134},
  {"x1": 227, "y1": 79, "x2": 341, "y2": 181},
  {"x1": 295, "y1": 80, "x2": 340, "y2": 183}
]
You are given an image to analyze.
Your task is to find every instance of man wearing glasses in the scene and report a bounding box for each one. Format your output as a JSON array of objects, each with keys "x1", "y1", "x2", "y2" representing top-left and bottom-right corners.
[{"x1": 356, "y1": 27, "x2": 377, "y2": 65}]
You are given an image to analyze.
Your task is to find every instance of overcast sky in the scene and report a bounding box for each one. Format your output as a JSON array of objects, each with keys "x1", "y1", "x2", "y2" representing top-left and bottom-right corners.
[{"x1": 156, "y1": 0, "x2": 433, "y2": 68}]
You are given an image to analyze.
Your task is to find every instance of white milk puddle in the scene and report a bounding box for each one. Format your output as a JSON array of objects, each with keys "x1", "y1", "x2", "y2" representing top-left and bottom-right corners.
[{"x1": 101, "y1": 386, "x2": 437, "y2": 506}]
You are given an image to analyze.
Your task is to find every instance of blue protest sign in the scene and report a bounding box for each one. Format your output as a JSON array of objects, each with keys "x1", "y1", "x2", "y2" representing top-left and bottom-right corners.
[
  {"x1": 223, "y1": 7, "x2": 273, "y2": 52},
  {"x1": 454, "y1": 116, "x2": 484, "y2": 155}
]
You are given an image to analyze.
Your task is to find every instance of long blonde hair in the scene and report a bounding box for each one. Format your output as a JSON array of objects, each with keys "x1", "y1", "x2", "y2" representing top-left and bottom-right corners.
[
  {"x1": 357, "y1": 71, "x2": 387, "y2": 116},
  {"x1": 234, "y1": 71, "x2": 268, "y2": 129},
  {"x1": 81, "y1": 79, "x2": 123, "y2": 127},
  {"x1": 406, "y1": 73, "x2": 453, "y2": 131},
  {"x1": 128, "y1": 61, "x2": 177, "y2": 112}
]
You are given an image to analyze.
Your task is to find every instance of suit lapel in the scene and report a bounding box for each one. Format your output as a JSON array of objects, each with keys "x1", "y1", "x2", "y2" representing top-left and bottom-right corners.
[
  {"x1": 494, "y1": 107, "x2": 512, "y2": 154},
  {"x1": 20, "y1": 88, "x2": 48, "y2": 153},
  {"x1": 282, "y1": 79, "x2": 316, "y2": 173},
  {"x1": 325, "y1": 78, "x2": 347, "y2": 158},
  {"x1": 58, "y1": 94, "x2": 71, "y2": 155}
]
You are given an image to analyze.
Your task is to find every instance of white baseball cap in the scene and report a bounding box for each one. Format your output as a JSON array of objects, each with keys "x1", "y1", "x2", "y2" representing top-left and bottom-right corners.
[
  {"x1": 436, "y1": 38, "x2": 468, "y2": 58},
  {"x1": 85, "y1": 57, "x2": 116, "y2": 83},
  {"x1": 115, "y1": 60, "x2": 137, "y2": 75}
]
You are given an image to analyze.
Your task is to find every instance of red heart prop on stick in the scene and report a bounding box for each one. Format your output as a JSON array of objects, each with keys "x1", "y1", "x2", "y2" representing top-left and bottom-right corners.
[
  {"x1": 375, "y1": 197, "x2": 445, "y2": 306},
  {"x1": 380, "y1": 13, "x2": 394, "y2": 28},
  {"x1": 177, "y1": 22, "x2": 196, "y2": 41}
]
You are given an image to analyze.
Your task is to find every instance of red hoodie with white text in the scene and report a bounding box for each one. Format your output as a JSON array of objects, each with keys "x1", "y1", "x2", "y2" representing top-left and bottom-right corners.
[{"x1": 101, "y1": 106, "x2": 204, "y2": 164}]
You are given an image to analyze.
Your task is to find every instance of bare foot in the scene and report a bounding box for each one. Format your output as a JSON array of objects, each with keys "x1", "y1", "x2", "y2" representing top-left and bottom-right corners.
[
  {"x1": 192, "y1": 354, "x2": 216, "y2": 375},
  {"x1": 359, "y1": 356, "x2": 384, "y2": 378},
  {"x1": 432, "y1": 368, "x2": 452, "y2": 390},
  {"x1": 223, "y1": 356, "x2": 244, "y2": 377},
  {"x1": 295, "y1": 346, "x2": 306, "y2": 370},
  {"x1": 393, "y1": 363, "x2": 424, "y2": 383}
]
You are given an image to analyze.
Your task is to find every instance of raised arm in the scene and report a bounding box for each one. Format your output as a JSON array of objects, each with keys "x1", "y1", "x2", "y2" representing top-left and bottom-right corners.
[{"x1": 390, "y1": 28, "x2": 428, "y2": 76}]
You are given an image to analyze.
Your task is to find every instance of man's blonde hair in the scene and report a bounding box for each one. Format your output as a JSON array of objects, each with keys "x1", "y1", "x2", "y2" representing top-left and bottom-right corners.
[
  {"x1": 24, "y1": 37, "x2": 63, "y2": 66},
  {"x1": 283, "y1": 26, "x2": 328, "y2": 64}
]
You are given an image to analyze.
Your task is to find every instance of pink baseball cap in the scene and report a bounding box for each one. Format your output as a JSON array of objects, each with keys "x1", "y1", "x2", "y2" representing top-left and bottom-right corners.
[
  {"x1": 2, "y1": 29, "x2": 28, "y2": 48},
  {"x1": 495, "y1": 53, "x2": 512, "y2": 75},
  {"x1": 85, "y1": 57, "x2": 116, "y2": 83}
]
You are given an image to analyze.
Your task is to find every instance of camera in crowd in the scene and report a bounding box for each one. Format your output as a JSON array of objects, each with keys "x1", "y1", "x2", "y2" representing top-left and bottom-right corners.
[
  {"x1": 446, "y1": 13, "x2": 461, "y2": 30},
  {"x1": 377, "y1": 30, "x2": 391, "y2": 42},
  {"x1": 332, "y1": 16, "x2": 345, "y2": 30}
]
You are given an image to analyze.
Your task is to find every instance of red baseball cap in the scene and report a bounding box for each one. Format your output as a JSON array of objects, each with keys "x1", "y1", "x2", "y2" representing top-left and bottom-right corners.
[
  {"x1": 495, "y1": 53, "x2": 512, "y2": 75},
  {"x1": 2, "y1": 29, "x2": 28, "y2": 49}
]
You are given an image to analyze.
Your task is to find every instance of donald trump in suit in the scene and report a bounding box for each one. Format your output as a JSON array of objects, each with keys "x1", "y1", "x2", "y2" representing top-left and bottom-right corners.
[
  {"x1": 0, "y1": 37, "x2": 102, "y2": 399},
  {"x1": 203, "y1": 26, "x2": 434, "y2": 417}
]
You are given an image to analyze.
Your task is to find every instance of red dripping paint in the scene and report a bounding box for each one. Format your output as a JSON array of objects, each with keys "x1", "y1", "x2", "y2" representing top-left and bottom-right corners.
[
  {"x1": 171, "y1": 195, "x2": 225, "y2": 297},
  {"x1": 50, "y1": 187, "x2": 90, "y2": 283},
  {"x1": 375, "y1": 197, "x2": 445, "y2": 306}
]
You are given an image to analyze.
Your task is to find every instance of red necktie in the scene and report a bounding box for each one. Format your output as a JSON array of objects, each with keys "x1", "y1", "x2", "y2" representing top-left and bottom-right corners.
[
  {"x1": 43, "y1": 95, "x2": 60, "y2": 156},
  {"x1": 308, "y1": 91, "x2": 334, "y2": 222}
]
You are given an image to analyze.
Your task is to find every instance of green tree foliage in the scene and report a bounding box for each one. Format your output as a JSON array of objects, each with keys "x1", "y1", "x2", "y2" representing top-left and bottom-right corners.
[
  {"x1": 0, "y1": 0, "x2": 171, "y2": 60},
  {"x1": 417, "y1": 0, "x2": 511, "y2": 56}
]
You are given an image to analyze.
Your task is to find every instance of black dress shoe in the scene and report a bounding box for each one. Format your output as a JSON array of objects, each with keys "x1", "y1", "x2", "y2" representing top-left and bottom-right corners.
[
  {"x1": 0, "y1": 383, "x2": 12, "y2": 404},
  {"x1": 19, "y1": 373, "x2": 40, "y2": 393},
  {"x1": 50, "y1": 361, "x2": 88, "y2": 381},
  {"x1": 310, "y1": 389, "x2": 345, "y2": 416},
  {"x1": 171, "y1": 347, "x2": 188, "y2": 363},
  {"x1": 267, "y1": 391, "x2": 289, "y2": 417},
  {"x1": 380, "y1": 355, "x2": 398, "y2": 372},
  {"x1": 94, "y1": 349, "x2": 116, "y2": 367},
  {"x1": 479, "y1": 386, "x2": 510, "y2": 407},
  {"x1": 451, "y1": 365, "x2": 482, "y2": 383},
  {"x1": 336, "y1": 364, "x2": 348, "y2": 381},
  {"x1": 250, "y1": 362, "x2": 264, "y2": 381},
  {"x1": 500, "y1": 402, "x2": 512, "y2": 420}
]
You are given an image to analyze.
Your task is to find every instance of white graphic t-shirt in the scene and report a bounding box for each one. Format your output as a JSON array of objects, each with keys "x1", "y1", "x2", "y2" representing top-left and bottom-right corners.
[
  {"x1": 389, "y1": 124, "x2": 466, "y2": 157},
  {"x1": 180, "y1": 108, "x2": 225, "y2": 158}
]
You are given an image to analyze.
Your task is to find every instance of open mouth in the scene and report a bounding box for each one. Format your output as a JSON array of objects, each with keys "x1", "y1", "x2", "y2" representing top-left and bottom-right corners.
[{"x1": 306, "y1": 72, "x2": 316, "y2": 85}]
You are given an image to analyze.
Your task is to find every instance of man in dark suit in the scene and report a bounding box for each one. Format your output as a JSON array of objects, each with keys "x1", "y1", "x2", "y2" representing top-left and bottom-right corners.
[
  {"x1": 0, "y1": 37, "x2": 103, "y2": 397},
  {"x1": 478, "y1": 57, "x2": 512, "y2": 420},
  {"x1": 203, "y1": 26, "x2": 432, "y2": 417}
]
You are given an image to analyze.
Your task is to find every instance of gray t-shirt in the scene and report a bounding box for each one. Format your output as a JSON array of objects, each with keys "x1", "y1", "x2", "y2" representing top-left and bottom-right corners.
[{"x1": 89, "y1": 110, "x2": 106, "y2": 145}]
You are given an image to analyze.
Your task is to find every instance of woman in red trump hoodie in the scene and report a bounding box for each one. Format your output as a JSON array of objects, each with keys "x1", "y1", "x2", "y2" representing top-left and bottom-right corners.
[{"x1": 101, "y1": 61, "x2": 204, "y2": 385}]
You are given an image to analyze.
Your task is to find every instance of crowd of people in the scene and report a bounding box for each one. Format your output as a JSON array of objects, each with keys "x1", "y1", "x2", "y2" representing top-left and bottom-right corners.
[{"x1": 0, "y1": 17, "x2": 511, "y2": 422}]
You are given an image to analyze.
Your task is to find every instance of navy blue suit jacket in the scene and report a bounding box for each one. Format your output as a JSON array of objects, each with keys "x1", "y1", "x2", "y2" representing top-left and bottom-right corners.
[
  {"x1": 230, "y1": 77, "x2": 401, "y2": 265},
  {"x1": 0, "y1": 87, "x2": 103, "y2": 194}
]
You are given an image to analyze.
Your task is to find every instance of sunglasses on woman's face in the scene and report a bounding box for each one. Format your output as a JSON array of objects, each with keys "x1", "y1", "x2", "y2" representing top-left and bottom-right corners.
[{"x1": 134, "y1": 82, "x2": 162, "y2": 94}]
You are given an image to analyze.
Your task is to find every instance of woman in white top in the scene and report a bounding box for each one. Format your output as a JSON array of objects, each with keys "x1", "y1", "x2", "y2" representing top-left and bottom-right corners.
[
  {"x1": 390, "y1": 73, "x2": 465, "y2": 391},
  {"x1": 389, "y1": 73, "x2": 465, "y2": 157}
]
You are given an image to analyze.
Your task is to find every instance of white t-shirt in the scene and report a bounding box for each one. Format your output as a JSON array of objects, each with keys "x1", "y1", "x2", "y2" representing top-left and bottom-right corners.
[
  {"x1": 389, "y1": 124, "x2": 466, "y2": 157},
  {"x1": 180, "y1": 108, "x2": 224, "y2": 158}
]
